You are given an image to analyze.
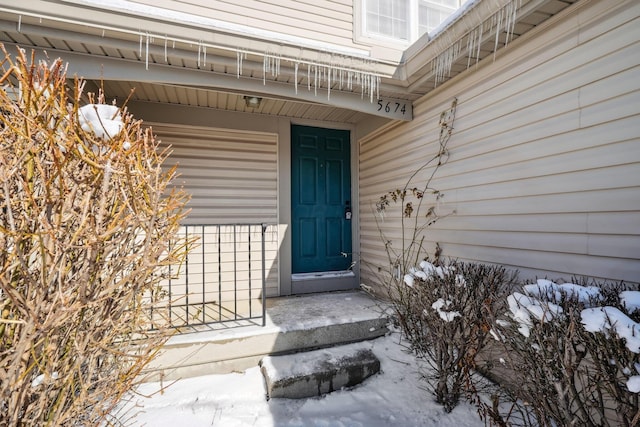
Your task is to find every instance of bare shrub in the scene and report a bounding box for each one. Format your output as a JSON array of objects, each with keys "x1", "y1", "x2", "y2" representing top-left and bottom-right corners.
[
  {"x1": 373, "y1": 98, "x2": 457, "y2": 290},
  {"x1": 370, "y1": 98, "x2": 514, "y2": 412},
  {"x1": 0, "y1": 47, "x2": 192, "y2": 425},
  {"x1": 393, "y1": 259, "x2": 516, "y2": 412},
  {"x1": 491, "y1": 278, "x2": 640, "y2": 426}
]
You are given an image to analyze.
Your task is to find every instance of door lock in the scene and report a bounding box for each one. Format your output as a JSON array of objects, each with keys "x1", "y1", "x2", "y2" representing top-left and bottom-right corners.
[{"x1": 344, "y1": 201, "x2": 352, "y2": 220}]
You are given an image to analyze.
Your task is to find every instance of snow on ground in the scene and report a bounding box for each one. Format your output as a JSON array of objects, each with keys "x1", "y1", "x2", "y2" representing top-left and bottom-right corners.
[{"x1": 117, "y1": 331, "x2": 484, "y2": 427}]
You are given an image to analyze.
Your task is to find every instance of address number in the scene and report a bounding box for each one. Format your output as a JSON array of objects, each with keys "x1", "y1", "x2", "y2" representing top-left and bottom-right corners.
[{"x1": 377, "y1": 99, "x2": 407, "y2": 115}]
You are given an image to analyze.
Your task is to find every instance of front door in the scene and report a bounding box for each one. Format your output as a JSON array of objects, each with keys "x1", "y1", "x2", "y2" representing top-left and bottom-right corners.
[{"x1": 291, "y1": 125, "x2": 352, "y2": 274}]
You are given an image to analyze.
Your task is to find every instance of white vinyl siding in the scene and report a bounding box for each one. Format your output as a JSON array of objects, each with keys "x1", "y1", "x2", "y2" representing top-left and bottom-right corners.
[
  {"x1": 152, "y1": 124, "x2": 280, "y2": 312},
  {"x1": 359, "y1": 0, "x2": 640, "y2": 291},
  {"x1": 131, "y1": 0, "x2": 357, "y2": 51},
  {"x1": 152, "y1": 124, "x2": 278, "y2": 225}
]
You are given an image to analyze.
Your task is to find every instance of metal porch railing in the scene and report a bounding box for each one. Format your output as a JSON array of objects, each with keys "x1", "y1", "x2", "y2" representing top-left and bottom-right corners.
[{"x1": 152, "y1": 223, "x2": 277, "y2": 330}]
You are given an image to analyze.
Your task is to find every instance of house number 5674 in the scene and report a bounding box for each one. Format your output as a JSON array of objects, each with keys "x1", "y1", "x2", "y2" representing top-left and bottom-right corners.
[{"x1": 377, "y1": 99, "x2": 407, "y2": 115}]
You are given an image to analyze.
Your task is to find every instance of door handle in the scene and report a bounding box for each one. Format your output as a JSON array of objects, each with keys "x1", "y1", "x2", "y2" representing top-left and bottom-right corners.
[{"x1": 344, "y1": 201, "x2": 352, "y2": 220}]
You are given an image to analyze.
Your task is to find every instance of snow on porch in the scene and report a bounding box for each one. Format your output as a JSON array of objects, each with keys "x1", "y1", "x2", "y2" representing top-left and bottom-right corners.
[{"x1": 145, "y1": 290, "x2": 391, "y2": 381}]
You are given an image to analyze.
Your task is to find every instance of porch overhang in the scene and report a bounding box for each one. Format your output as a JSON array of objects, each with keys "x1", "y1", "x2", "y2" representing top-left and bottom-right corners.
[
  {"x1": 0, "y1": 1, "x2": 412, "y2": 122},
  {"x1": 14, "y1": 44, "x2": 413, "y2": 121}
]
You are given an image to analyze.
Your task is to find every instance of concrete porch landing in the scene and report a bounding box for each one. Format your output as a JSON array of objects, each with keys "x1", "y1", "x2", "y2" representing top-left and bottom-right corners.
[{"x1": 146, "y1": 290, "x2": 390, "y2": 381}]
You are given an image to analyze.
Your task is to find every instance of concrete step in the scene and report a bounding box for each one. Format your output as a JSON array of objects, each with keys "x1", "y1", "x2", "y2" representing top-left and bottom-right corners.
[
  {"x1": 260, "y1": 341, "x2": 381, "y2": 399},
  {"x1": 146, "y1": 291, "x2": 390, "y2": 381}
]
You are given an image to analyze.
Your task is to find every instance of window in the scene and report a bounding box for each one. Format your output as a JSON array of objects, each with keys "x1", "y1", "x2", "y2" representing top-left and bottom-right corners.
[
  {"x1": 364, "y1": 0, "x2": 410, "y2": 41},
  {"x1": 360, "y1": 0, "x2": 462, "y2": 45}
]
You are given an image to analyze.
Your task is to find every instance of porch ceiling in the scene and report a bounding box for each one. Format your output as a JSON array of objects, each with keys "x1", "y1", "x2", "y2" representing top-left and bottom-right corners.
[{"x1": 0, "y1": 0, "x2": 579, "y2": 124}]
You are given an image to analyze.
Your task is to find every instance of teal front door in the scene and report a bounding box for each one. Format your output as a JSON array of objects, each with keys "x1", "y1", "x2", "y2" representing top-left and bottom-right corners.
[{"x1": 291, "y1": 125, "x2": 352, "y2": 274}]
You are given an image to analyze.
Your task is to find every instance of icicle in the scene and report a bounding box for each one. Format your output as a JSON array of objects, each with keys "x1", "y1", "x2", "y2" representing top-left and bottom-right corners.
[
  {"x1": 236, "y1": 50, "x2": 241, "y2": 78},
  {"x1": 203, "y1": 45, "x2": 207, "y2": 67},
  {"x1": 314, "y1": 65, "x2": 318, "y2": 96},
  {"x1": 197, "y1": 43, "x2": 201, "y2": 68},
  {"x1": 364, "y1": 73, "x2": 368, "y2": 101},
  {"x1": 504, "y1": 3, "x2": 512, "y2": 46},
  {"x1": 511, "y1": 0, "x2": 518, "y2": 42},
  {"x1": 307, "y1": 63, "x2": 311, "y2": 90},
  {"x1": 443, "y1": 50, "x2": 448, "y2": 82},
  {"x1": 493, "y1": 8, "x2": 502, "y2": 61},
  {"x1": 374, "y1": 75, "x2": 378, "y2": 102},
  {"x1": 435, "y1": 52, "x2": 442, "y2": 85},
  {"x1": 332, "y1": 67, "x2": 336, "y2": 90},
  {"x1": 432, "y1": 37, "x2": 461, "y2": 86},
  {"x1": 139, "y1": 33, "x2": 142, "y2": 58},
  {"x1": 453, "y1": 42, "x2": 460, "y2": 76},
  {"x1": 145, "y1": 33, "x2": 149, "y2": 70},
  {"x1": 327, "y1": 65, "x2": 331, "y2": 100},
  {"x1": 477, "y1": 22, "x2": 483, "y2": 66},
  {"x1": 263, "y1": 55, "x2": 267, "y2": 85},
  {"x1": 505, "y1": 0, "x2": 519, "y2": 46},
  {"x1": 294, "y1": 62, "x2": 298, "y2": 94},
  {"x1": 164, "y1": 36, "x2": 168, "y2": 62},
  {"x1": 17, "y1": 15, "x2": 21, "y2": 32},
  {"x1": 101, "y1": 29, "x2": 105, "y2": 38},
  {"x1": 466, "y1": 28, "x2": 474, "y2": 70},
  {"x1": 468, "y1": 26, "x2": 473, "y2": 54}
]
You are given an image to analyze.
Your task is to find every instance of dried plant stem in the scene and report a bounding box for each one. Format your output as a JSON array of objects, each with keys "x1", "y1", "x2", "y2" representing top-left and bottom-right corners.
[{"x1": 0, "y1": 46, "x2": 194, "y2": 426}]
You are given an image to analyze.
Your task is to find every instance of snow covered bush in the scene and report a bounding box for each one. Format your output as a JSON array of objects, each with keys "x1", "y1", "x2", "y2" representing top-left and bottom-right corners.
[
  {"x1": 392, "y1": 259, "x2": 516, "y2": 412},
  {"x1": 0, "y1": 47, "x2": 192, "y2": 425},
  {"x1": 491, "y1": 278, "x2": 640, "y2": 426}
]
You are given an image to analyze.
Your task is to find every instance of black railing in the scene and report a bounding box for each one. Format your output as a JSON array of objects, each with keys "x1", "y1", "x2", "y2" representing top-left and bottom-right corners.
[{"x1": 155, "y1": 223, "x2": 276, "y2": 330}]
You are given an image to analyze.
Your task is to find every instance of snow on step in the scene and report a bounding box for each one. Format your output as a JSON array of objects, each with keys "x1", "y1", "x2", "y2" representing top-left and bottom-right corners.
[{"x1": 260, "y1": 342, "x2": 381, "y2": 399}]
